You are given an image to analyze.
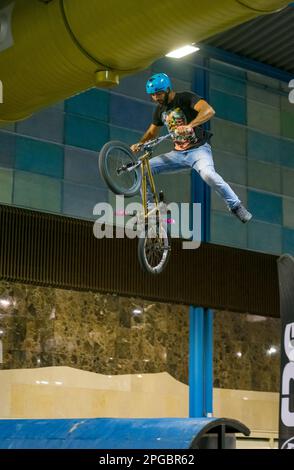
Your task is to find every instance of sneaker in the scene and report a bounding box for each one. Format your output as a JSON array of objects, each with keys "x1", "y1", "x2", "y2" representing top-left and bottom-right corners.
[{"x1": 231, "y1": 203, "x2": 252, "y2": 223}]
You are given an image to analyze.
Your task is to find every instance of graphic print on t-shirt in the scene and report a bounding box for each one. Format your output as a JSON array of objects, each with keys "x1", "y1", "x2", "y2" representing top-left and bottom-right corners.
[{"x1": 161, "y1": 107, "x2": 198, "y2": 151}]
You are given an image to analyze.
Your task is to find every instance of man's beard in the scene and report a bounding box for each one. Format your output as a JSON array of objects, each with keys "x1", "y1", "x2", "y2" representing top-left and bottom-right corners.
[{"x1": 159, "y1": 91, "x2": 169, "y2": 106}]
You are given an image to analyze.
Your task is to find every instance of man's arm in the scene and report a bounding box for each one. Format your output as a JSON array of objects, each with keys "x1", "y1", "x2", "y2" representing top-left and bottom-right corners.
[
  {"x1": 190, "y1": 99, "x2": 215, "y2": 127},
  {"x1": 130, "y1": 124, "x2": 160, "y2": 153},
  {"x1": 176, "y1": 99, "x2": 215, "y2": 135}
]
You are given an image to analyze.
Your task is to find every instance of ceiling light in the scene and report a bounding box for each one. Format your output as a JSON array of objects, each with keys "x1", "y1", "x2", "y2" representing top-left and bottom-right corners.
[
  {"x1": 132, "y1": 308, "x2": 142, "y2": 315},
  {"x1": 0, "y1": 299, "x2": 11, "y2": 308},
  {"x1": 165, "y1": 44, "x2": 199, "y2": 59},
  {"x1": 267, "y1": 346, "x2": 278, "y2": 355}
]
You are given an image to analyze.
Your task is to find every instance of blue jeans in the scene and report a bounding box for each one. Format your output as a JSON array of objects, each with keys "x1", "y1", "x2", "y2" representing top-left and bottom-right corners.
[{"x1": 145, "y1": 143, "x2": 240, "y2": 210}]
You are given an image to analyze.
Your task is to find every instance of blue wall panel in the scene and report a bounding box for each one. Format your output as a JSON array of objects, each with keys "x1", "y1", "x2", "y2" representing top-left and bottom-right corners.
[
  {"x1": 283, "y1": 228, "x2": 294, "y2": 254},
  {"x1": 279, "y1": 138, "x2": 294, "y2": 169},
  {"x1": 210, "y1": 89, "x2": 246, "y2": 125},
  {"x1": 66, "y1": 89, "x2": 109, "y2": 121},
  {"x1": 248, "y1": 221, "x2": 282, "y2": 254},
  {"x1": 211, "y1": 119, "x2": 246, "y2": 156},
  {"x1": 65, "y1": 115, "x2": 109, "y2": 151},
  {"x1": 63, "y1": 182, "x2": 108, "y2": 220},
  {"x1": 64, "y1": 146, "x2": 105, "y2": 188},
  {"x1": 210, "y1": 73, "x2": 246, "y2": 97},
  {"x1": 213, "y1": 151, "x2": 246, "y2": 185},
  {"x1": 110, "y1": 94, "x2": 154, "y2": 132},
  {"x1": 209, "y1": 59, "x2": 246, "y2": 80},
  {"x1": 152, "y1": 57, "x2": 192, "y2": 83},
  {"x1": 15, "y1": 137, "x2": 64, "y2": 178},
  {"x1": 282, "y1": 168, "x2": 294, "y2": 197},
  {"x1": 16, "y1": 108, "x2": 64, "y2": 144},
  {"x1": 109, "y1": 126, "x2": 142, "y2": 145},
  {"x1": 211, "y1": 211, "x2": 247, "y2": 248},
  {"x1": 0, "y1": 168, "x2": 13, "y2": 204},
  {"x1": 0, "y1": 131, "x2": 15, "y2": 168},
  {"x1": 281, "y1": 110, "x2": 294, "y2": 139},
  {"x1": 247, "y1": 130, "x2": 280, "y2": 165},
  {"x1": 248, "y1": 190, "x2": 282, "y2": 225},
  {"x1": 115, "y1": 69, "x2": 152, "y2": 102},
  {"x1": 14, "y1": 171, "x2": 62, "y2": 213},
  {"x1": 247, "y1": 101, "x2": 280, "y2": 136},
  {"x1": 248, "y1": 160, "x2": 281, "y2": 194}
]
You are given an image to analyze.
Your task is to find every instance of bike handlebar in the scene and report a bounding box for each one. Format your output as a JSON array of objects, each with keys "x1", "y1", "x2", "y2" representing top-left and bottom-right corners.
[{"x1": 139, "y1": 133, "x2": 173, "y2": 151}]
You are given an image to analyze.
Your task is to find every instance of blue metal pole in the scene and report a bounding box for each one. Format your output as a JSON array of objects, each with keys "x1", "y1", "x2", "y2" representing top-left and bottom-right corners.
[
  {"x1": 189, "y1": 306, "x2": 204, "y2": 417},
  {"x1": 188, "y1": 56, "x2": 213, "y2": 418},
  {"x1": 204, "y1": 309, "x2": 214, "y2": 416}
]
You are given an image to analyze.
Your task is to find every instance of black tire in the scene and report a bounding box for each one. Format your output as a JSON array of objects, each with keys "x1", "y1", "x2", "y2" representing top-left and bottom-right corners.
[
  {"x1": 138, "y1": 223, "x2": 171, "y2": 275},
  {"x1": 99, "y1": 140, "x2": 142, "y2": 197}
]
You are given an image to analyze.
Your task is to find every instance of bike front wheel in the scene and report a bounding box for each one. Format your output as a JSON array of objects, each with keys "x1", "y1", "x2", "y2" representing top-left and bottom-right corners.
[
  {"x1": 99, "y1": 141, "x2": 142, "y2": 197},
  {"x1": 138, "y1": 223, "x2": 171, "y2": 275}
]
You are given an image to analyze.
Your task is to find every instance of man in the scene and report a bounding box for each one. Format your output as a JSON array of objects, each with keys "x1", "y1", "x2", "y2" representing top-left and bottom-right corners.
[{"x1": 131, "y1": 73, "x2": 252, "y2": 223}]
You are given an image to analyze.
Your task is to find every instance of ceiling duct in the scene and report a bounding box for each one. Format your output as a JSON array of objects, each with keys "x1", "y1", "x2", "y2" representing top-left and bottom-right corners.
[{"x1": 0, "y1": 0, "x2": 289, "y2": 122}]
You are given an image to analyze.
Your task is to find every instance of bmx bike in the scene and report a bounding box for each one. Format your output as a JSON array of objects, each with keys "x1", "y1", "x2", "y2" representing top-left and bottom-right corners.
[{"x1": 98, "y1": 134, "x2": 173, "y2": 274}]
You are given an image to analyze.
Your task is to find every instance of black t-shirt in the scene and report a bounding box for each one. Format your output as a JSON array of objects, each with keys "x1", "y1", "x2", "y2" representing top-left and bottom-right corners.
[{"x1": 152, "y1": 91, "x2": 212, "y2": 151}]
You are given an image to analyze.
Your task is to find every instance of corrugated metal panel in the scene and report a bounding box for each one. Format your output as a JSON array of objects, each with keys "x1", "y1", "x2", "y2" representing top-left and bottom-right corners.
[
  {"x1": 0, "y1": 205, "x2": 279, "y2": 317},
  {"x1": 205, "y1": 6, "x2": 294, "y2": 73}
]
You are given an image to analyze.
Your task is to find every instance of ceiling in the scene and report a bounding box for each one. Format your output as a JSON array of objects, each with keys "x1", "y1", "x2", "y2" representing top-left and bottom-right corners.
[{"x1": 204, "y1": 4, "x2": 294, "y2": 74}]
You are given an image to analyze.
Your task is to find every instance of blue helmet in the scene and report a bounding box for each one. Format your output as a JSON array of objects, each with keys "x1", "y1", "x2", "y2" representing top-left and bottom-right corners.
[{"x1": 146, "y1": 73, "x2": 172, "y2": 94}]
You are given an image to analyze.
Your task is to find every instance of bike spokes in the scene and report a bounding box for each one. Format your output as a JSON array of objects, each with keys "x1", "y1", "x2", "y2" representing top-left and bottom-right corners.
[
  {"x1": 99, "y1": 141, "x2": 142, "y2": 196},
  {"x1": 138, "y1": 224, "x2": 170, "y2": 274},
  {"x1": 109, "y1": 149, "x2": 136, "y2": 190}
]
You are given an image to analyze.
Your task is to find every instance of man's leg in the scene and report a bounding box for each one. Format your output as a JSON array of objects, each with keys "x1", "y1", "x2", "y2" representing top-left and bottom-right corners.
[
  {"x1": 185, "y1": 143, "x2": 252, "y2": 223},
  {"x1": 143, "y1": 150, "x2": 189, "y2": 204}
]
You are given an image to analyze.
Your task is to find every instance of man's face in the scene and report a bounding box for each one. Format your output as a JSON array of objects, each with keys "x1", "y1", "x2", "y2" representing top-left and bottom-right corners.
[{"x1": 151, "y1": 90, "x2": 169, "y2": 105}]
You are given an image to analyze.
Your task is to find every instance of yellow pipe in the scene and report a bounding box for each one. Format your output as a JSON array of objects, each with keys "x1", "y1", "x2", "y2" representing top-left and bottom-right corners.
[{"x1": 0, "y1": 0, "x2": 289, "y2": 122}]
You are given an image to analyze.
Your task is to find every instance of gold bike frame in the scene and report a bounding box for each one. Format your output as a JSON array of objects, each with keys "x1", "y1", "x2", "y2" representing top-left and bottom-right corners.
[{"x1": 139, "y1": 150, "x2": 160, "y2": 219}]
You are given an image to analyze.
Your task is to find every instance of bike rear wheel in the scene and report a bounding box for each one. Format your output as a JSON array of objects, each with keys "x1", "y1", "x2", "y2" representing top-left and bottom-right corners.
[
  {"x1": 99, "y1": 140, "x2": 142, "y2": 197},
  {"x1": 138, "y1": 223, "x2": 171, "y2": 275}
]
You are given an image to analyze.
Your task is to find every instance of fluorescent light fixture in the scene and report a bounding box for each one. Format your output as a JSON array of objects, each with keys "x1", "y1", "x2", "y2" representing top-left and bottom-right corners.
[{"x1": 166, "y1": 44, "x2": 199, "y2": 59}]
